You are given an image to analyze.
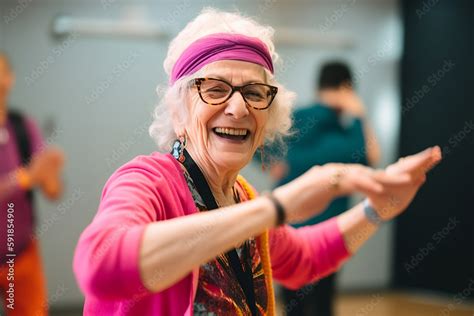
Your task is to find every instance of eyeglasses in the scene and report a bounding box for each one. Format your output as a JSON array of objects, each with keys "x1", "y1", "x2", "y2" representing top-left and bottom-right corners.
[{"x1": 190, "y1": 77, "x2": 278, "y2": 110}]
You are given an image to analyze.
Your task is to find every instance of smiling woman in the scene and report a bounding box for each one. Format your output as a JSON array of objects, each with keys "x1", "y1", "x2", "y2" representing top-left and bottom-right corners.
[
  {"x1": 73, "y1": 7, "x2": 442, "y2": 316},
  {"x1": 149, "y1": 15, "x2": 295, "y2": 158}
]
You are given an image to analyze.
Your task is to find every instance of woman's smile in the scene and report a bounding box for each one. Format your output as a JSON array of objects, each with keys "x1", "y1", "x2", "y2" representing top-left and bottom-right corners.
[{"x1": 211, "y1": 126, "x2": 251, "y2": 143}]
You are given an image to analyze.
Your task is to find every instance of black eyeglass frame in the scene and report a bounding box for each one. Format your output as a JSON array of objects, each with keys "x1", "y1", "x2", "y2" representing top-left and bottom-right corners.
[{"x1": 190, "y1": 77, "x2": 278, "y2": 110}]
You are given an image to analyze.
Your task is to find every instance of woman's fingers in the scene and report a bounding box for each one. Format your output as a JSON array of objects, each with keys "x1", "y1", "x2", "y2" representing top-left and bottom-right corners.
[
  {"x1": 396, "y1": 148, "x2": 433, "y2": 171},
  {"x1": 339, "y1": 167, "x2": 384, "y2": 195},
  {"x1": 410, "y1": 146, "x2": 441, "y2": 172},
  {"x1": 372, "y1": 170, "x2": 412, "y2": 186},
  {"x1": 325, "y1": 164, "x2": 379, "y2": 196},
  {"x1": 351, "y1": 174, "x2": 384, "y2": 195},
  {"x1": 388, "y1": 146, "x2": 442, "y2": 175},
  {"x1": 344, "y1": 167, "x2": 422, "y2": 197},
  {"x1": 425, "y1": 146, "x2": 442, "y2": 172},
  {"x1": 326, "y1": 156, "x2": 437, "y2": 198}
]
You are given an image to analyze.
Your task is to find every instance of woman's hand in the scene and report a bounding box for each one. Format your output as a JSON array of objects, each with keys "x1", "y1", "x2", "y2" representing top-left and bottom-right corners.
[
  {"x1": 365, "y1": 146, "x2": 442, "y2": 221},
  {"x1": 273, "y1": 146, "x2": 441, "y2": 224},
  {"x1": 272, "y1": 161, "x2": 398, "y2": 223}
]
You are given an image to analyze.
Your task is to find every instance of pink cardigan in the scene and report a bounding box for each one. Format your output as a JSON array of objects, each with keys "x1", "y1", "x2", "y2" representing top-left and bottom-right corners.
[{"x1": 73, "y1": 152, "x2": 350, "y2": 315}]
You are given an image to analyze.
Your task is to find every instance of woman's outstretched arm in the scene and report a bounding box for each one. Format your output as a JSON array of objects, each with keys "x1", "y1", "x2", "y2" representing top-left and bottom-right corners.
[
  {"x1": 269, "y1": 146, "x2": 441, "y2": 288},
  {"x1": 74, "y1": 147, "x2": 439, "y2": 299}
]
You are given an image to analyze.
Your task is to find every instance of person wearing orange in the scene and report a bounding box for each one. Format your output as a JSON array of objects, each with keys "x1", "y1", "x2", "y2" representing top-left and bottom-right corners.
[{"x1": 0, "y1": 52, "x2": 64, "y2": 316}]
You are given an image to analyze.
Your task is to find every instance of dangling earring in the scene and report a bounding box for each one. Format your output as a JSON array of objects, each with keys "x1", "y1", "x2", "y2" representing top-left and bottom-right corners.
[
  {"x1": 172, "y1": 134, "x2": 187, "y2": 163},
  {"x1": 260, "y1": 145, "x2": 266, "y2": 172}
]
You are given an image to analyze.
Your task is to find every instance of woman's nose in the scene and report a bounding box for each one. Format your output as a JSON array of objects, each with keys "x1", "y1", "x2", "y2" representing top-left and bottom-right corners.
[{"x1": 224, "y1": 91, "x2": 250, "y2": 119}]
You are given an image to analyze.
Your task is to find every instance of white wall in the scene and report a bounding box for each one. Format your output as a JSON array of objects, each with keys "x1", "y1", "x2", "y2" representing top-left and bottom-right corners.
[{"x1": 0, "y1": 0, "x2": 402, "y2": 306}]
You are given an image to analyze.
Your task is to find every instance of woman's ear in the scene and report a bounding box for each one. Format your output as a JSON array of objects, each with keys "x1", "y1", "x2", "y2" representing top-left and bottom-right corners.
[
  {"x1": 174, "y1": 126, "x2": 186, "y2": 138},
  {"x1": 172, "y1": 87, "x2": 194, "y2": 137},
  {"x1": 172, "y1": 114, "x2": 185, "y2": 137},
  {"x1": 170, "y1": 104, "x2": 186, "y2": 137}
]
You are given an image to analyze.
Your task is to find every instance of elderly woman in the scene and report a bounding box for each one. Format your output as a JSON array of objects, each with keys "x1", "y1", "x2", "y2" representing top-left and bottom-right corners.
[{"x1": 73, "y1": 9, "x2": 441, "y2": 316}]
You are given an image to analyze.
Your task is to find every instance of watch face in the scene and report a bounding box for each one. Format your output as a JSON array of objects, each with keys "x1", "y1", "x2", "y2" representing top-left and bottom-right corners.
[{"x1": 0, "y1": 127, "x2": 9, "y2": 145}]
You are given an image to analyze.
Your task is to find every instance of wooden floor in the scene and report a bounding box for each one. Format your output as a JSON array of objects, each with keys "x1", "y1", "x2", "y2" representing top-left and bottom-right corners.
[
  {"x1": 277, "y1": 291, "x2": 474, "y2": 316},
  {"x1": 47, "y1": 291, "x2": 474, "y2": 315},
  {"x1": 335, "y1": 292, "x2": 474, "y2": 316}
]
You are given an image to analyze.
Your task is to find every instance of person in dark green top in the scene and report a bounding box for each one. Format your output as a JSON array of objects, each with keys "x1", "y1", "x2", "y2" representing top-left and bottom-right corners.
[{"x1": 273, "y1": 61, "x2": 381, "y2": 316}]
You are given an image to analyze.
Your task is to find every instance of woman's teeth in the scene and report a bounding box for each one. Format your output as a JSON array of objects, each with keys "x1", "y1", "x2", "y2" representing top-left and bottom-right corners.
[
  {"x1": 214, "y1": 127, "x2": 248, "y2": 136},
  {"x1": 213, "y1": 127, "x2": 249, "y2": 141}
]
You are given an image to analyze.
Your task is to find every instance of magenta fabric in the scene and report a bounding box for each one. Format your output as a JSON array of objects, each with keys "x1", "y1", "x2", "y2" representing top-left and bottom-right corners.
[
  {"x1": 170, "y1": 33, "x2": 274, "y2": 85},
  {"x1": 73, "y1": 152, "x2": 350, "y2": 315},
  {"x1": 0, "y1": 115, "x2": 44, "y2": 260}
]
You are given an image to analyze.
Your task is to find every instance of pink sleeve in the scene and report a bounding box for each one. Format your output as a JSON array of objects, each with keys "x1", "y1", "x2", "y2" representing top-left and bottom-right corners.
[
  {"x1": 269, "y1": 217, "x2": 350, "y2": 289},
  {"x1": 24, "y1": 116, "x2": 45, "y2": 154},
  {"x1": 73, "y1": 161, "x2": 168, "y2": 300}
]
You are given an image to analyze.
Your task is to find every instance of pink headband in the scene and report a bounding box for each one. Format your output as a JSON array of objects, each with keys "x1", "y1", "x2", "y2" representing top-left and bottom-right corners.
[{"x1": 170, "y1": 33, "x2": 274, "y2": 85}]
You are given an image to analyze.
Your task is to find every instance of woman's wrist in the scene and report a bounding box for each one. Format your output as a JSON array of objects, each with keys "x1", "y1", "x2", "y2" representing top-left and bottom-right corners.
[
  {"x1": 273, "y1": 185, "x2": 303, "y2": 224},
  {"x1": 363, "y1": 198, "x2": 386, "y2": 226},
  {"x1": 263, "y1": 192, "x2": 286, "y2": 227},
  {"x1": 338, "y1": 202, "x2": 381, "y2": 254}
]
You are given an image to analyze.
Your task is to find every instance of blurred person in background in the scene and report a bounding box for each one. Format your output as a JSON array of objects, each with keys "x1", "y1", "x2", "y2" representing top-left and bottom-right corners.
[
  {"x1": 273, "y1": 61, "x2": 381, "y2": 316},
  {"x1": 0, "y1": 52, "x2": 64, "y2": 316}
]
